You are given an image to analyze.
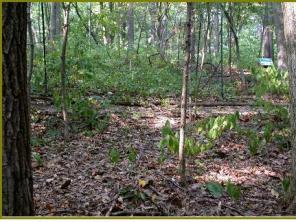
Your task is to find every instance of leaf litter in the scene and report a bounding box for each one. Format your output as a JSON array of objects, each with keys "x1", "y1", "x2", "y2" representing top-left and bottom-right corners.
[{"x1": 31, "y1": 98, "x2": 292, "y2": 216}]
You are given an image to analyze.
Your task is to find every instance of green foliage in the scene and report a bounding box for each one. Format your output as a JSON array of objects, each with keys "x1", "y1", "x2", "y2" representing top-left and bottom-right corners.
[
  {"x1": 159, "y1": 113, "x2": 240, "y2": 160},
  {"x1": 263, "y1": 123, "x2": 273, "y2": 143},
  {"x1": 226, "y1": 180, "x2": 241, "y2": 200},
  {"x1": 31, "y1": 136, "x2": 47, "y2": 147},
  {"x1": 119, "y1": 186, "x2": 146, "y2": 202},
  {"x1": 253, "y1": 67, "x2": 289, "y2": 97},
  {"x1": 206, "y1": 182, "x2": 224, "y2": 198},
  {"x1": 108, "y1": 147, "x2": 120, "y2": 165},
  {"x1": 196, "y1": 111, "x2": 240, "y2": 141},
  {"x1": 32, "y1": 152, "x2": 43, "y2": 167},
  {"x1": 128, "y1": 146, "x2": 138, "y2": 164},
  {"x1": 282, "y1": 177, "x2": 290, "y2": 193},
  {"x1": 246, "y1": 129, "x2": 260, "y2": 156}
]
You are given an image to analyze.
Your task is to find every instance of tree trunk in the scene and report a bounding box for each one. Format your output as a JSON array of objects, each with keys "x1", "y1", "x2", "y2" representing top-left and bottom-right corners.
[
  {"x1": 149, "y1": 3, "x2": 158, "y2": 44},
  {"x1": 222, "y1": 4, "x2": 246, "y2": 86},
  {"x1": 127, "y1": 3, "x2": 134, "y2": 51},
  {"x1": 179, "y1": 2, "x2": 193, "y2": 184},
  {"x1": 200, "y1": 4, "x2": 211, "y2": 70},
  {"x1": 190, "y1": 3, "x2": 196, "y2": 65},
  {"x1": 27, "y1": 3, "x2": 34, "y2": 95},
  {"x1": 282, "y1": 2, "x2": 296, "y2": 213},
  {"x1": 60, "y1": 3, "x2": 71, "y2": 140},
  {"x1": 49, "y1": 2, "x2": 61, "y2": 42},
  {"x1": 213, "y1": 6, "x2": 220, "y2": 57},
  {"x1": 74, "y1": 3, "x2": 99, "y2": 46},
  {"x1": 41, "y1": 3, "x2": 48, "y2": 94},
  {"x1": 261, "y1": 3, "x2": 273, "y2": 59},
  {"x1": 272, "y1": 3, "x2": 287, "y2": 72},
  {"x1": 2, "y1": 3, "x2": 34, "y2": 215}
]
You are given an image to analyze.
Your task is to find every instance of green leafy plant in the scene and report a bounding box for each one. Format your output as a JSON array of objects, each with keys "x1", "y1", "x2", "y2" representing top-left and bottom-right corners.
[
  {"x1": 196, "y1": 112, "x2": 240, "y2": 141},
  {"x1": 246, "y1": 129, "x2": 260, "y2": 156},
  {"x1": 206, "y1": 181, "x2": 224, "y2": 198},
  {"x1": 226, "y1": 180, "x2": 241, "y2": 200},
  {"x1": 109, "y1": 147, "x2": 120, "y2": 165},
  {"x1": 282, "y1": 177, "x2": 290, "y2": 193},
  {"x1": 32, "y1": 152, "x2": 43, "y2": 167},
  {"x1": 128, "y1": 146, "x2": 138, "y2": 164}
]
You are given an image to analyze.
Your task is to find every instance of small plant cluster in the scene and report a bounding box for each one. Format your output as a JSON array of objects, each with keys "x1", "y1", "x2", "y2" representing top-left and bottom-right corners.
[
  {"x1": 206, "y1": 180, "x2": 241, "y2": 200},
  {"x1": 53, "y1": 89, "x2": 110, "y2": 132},
  {"x1": 252, "y1": 66, "x2": 289, "y2": 97},
  {"x1": 108, "y1": 146, "x2": 138, "y2": 166},
  {"x1": 241, "y1": 67, "x2": 291, "y2": 155},
  {"x1": 159, "y1": 112, "x2": 240, "y2": 161}
]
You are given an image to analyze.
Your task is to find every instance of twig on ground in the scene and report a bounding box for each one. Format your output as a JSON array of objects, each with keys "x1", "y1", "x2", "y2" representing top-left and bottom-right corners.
[
  {"x1": 105, "y1": 194, "x2": 119, "y2": 216},
  {"x1": 111, "y1": 210, "x2": 163, "y2": 216}
]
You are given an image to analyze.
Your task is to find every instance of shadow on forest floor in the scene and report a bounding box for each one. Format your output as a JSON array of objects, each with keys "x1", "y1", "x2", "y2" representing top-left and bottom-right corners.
[{"x1": 31, "y1": 97, "x2": 292, "y2": 216}]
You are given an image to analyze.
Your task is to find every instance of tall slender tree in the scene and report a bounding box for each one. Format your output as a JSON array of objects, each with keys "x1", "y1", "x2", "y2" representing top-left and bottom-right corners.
[
  {"x1": 3, "y1": 2, "x2": 34, "y2": 215},
  {"x1": 41, "y1": 2, "x2": 48, "y2": 94},
  {"x1": 49, "y1": 2, "x2": 61, "y2": 42},
  {"x1": 127, "y1": 3, "x2": 134, "y2": 51},
  {"x1": 179, "y1": 2, "x2": 193, "y2": 184},
  {"x1": 261, "y1": 3, "x2": 273, "y2": 59},
  {"x1": 27, "y1": 2, "x2": 34, "y2": 95},
  {"x1": 60, "y1": 3, "x2": 71, "y2": 140},
  {"x1": 282, "y1": 2, "x2": 296, "y2": 213},
  {"x1": 272, "y1": 3, "x2": 287, "y2": 72}
]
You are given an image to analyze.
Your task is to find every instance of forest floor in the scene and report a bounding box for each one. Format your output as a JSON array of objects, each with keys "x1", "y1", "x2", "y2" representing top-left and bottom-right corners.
[{"x1": 31, "y1": 95, "x2": 292, "y2": 216}]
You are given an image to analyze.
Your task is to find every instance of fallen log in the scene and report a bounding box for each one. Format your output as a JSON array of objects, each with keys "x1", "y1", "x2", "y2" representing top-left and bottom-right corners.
[{"x1": 194, "y1": 101, "x2": 288, "y2": 107}]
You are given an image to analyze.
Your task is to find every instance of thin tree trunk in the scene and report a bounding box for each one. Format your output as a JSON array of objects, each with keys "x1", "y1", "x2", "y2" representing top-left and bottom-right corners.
[
  {"x1": 27, "y1": 3, "x2": 34, "y2": 95},
  {"x1": 282, "y1": 2, "x2": 296, "y2": 213},
  {"x1": 272, "y1": 3, "x2": 287, "y2": 72},
  {"x1": 127, "y1": 3, "x2": 134, "y2": 52},
  {"x1": 261, "y1": 3, "x2": 273, "y2": 59},
  {"x1": 3, "y1": 2, "x2": 34, "y2": 215},
  {"x1": 49, "y1": 2, "x2": 61, "y2": 42},
  {"x1": 179, "y1": 2, "x2": 193, "y2": 184},
  {"x1": 195, "y1": 5, "x2": 203, "y2": 89},
  {"x1": 220, "y1": 6, "x2": 224, "y2": 99},
  {"x1": 201, "y1": 3, "x2": 211, "y2": 70},
  {"x1": 177, "y1": 19, "x2": 182, "y2": 65},
  {"x1": 228, "y1": 3, "x2": 232, "y2": 76},
  {"x1": 221, "y1": 4, "x2": 246, "y2": 86},
  {"x1": 41, "y1": 3, "x2": 48, "y2": 94},
  {"x1": 74, "y1": 3, "x2": 99, "y2": 46},
  {"x1": 37, "y1": 3, "x2": 42, "y2": 44},
  {"x1": 60, "y1": 3, "x2": 71, "y2": 140}
]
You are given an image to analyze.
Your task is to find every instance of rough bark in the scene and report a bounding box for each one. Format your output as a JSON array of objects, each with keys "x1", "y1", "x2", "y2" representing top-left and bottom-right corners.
[
  {"x1": 60, "y1": 3, "x2": 71, "y2": 140},
  {"x1": 282, "y1": 2, "x2": 296, "y2": 214},
  {"x1": 179, "y1": 2, "x2": 193, "y2": 184},
  {"x1": 49, "y1": 2, "x2": 61, "y2": 41},
  {"x1": 272, "y1": 3, "x2": 287, "y2": 72},
  {"x1": 2, "y1": 2, "x2": 34, "y2": 215}
]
